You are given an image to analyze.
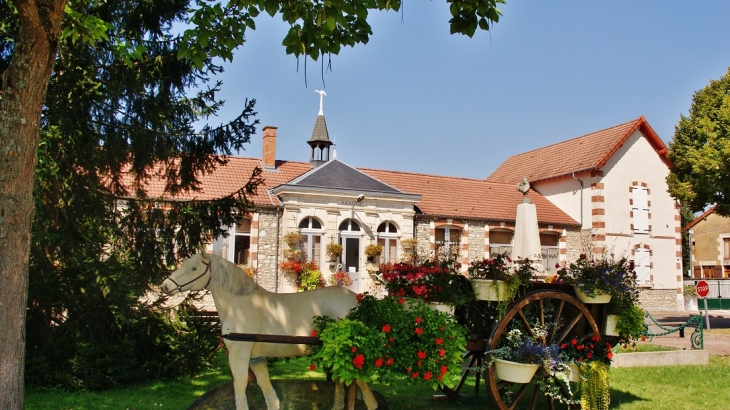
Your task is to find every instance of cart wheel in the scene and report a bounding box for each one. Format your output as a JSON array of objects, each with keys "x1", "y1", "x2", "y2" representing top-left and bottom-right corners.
[{"x1": 486, "y1": 289, "x2": 600, "y2": 410}]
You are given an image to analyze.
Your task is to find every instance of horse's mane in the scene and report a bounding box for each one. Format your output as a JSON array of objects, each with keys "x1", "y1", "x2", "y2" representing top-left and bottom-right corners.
[{"x1": 207, "y1": 254, "x2": 259, "y2": 296}]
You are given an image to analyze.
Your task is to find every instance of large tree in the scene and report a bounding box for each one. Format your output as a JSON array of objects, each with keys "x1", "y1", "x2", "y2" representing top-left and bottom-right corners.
[
  {"x1": 0, "y1": 0, "x2": 504, "y2": 407},
  {"x1": 667, "y1": 67, "x2": 730, "y2": 216}
]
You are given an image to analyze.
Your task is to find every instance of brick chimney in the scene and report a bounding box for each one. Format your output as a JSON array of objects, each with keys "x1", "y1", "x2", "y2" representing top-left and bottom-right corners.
[{"x1": 262, "y1": 125, "x2": 277, "y2": 170}]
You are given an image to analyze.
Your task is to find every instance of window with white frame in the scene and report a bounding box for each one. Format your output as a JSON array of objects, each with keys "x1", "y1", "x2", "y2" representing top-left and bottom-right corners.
[
  {"x1": 540, "y1": 233, "x2": 560, "y2": 273},
  {"x1": 489, "y1": 230, "x2": 513, "y2": 259},
  {"x1": 435, "y1": 226, "x2": 461, "y2": 261},
  {"x1": 230, "y1": 219, "x2": 252, "y2": 265},
  {"x1": 632, "y1": 185, "x2": 649, "y2": 234},
  {"x1": 298, "y1": 217, "x2": 323, "y2": 264},
  {"x1": 377, "y1": 222, "x2": 399, "y2": 264},
  {"x1": 634, "y1": 247, "x2": 651, "y2": 284},
  {"x1": 339, "y1": 219, "x2": 361, "y2": 273}
]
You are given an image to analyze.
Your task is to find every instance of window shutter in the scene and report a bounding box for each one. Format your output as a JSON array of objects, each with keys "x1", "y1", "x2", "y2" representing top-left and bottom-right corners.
[
  {"x1": 632, "y1": 187, "x2": 649, "y2": 233},
  {"x1": 634, "y1": 248, "x2": 651, "y2": 283}
]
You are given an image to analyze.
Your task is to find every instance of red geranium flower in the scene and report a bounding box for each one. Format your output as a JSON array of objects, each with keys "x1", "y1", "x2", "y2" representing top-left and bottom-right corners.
[
  {"x1": 435, "y1": 338, "x2": 443, "y2": 345},
  {"x1": 424, "y1": 371, "x2": 433, "y2": 381},
  {"x1": 418, "y1": 351, "x2": 427, "y2": 359},
  {"x1": 571, "y1": 339, "x2": 578, "y2": 345},
  {"x1": 351, "y1": 346, "x2": 357, "y2": 353},
  {"x1": 309, "y1": 364, "x2": 316, "y2": 371},
  {"x1": 439, "y1": 348, "x2": 445, "y2": 357},
  {"x1": 356, "y1": 293, "x2": 365, "y2": 303},
  {"x1": 352, "y1": 354, "x2": 365, "y2": 369},
  {"x1": 310, "y1": 330, "x2": 317, "y2": 337},
  {"x1": 382, "y1": 324, "x2": 391, "y2": 333},
  {"x1": 415, "y1": 316, "x2": 422, "y2": 324},
  {"x1": 387, "y1": 358, "x2": 394, "y2": 366},
  {"x1": 415, "y1": 327, "x2": 424, "y2": 335},
  {"x1": 412, "y1": 372, "x2": 419, "y2": 379},
  {"x1": 375, "y1": 358, "x2": 383, "y2": 367}
]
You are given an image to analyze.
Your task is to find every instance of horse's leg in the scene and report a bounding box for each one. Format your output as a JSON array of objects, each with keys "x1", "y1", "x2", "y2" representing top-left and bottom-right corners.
[
  {"x1": 228, "y1": 343, "x2": 253, "y2": 410},
  {"x1": 355, "y1": 379, "x2": 379, "y2": 410},
  {"x1": 332, "y1": 381, "x2": 345, "y2": 410},
  {"x1": 250, "y1": 357, "x2": 280, "y2": 410}
]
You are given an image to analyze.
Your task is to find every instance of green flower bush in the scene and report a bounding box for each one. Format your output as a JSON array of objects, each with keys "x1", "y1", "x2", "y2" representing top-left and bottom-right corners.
[{"x1": 310, "y1": 295, "x2": 467, "y2": 389}]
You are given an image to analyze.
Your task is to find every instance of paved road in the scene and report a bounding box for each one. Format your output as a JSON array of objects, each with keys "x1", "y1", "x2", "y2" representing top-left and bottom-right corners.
[{"x1": 642, "y1": 309, "x2": 730, "y2": 356}]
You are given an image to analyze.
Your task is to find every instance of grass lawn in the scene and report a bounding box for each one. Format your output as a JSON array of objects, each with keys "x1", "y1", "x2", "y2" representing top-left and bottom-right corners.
[{"x1": 26, "y1": 354, "x2": 730, "y2": 410}]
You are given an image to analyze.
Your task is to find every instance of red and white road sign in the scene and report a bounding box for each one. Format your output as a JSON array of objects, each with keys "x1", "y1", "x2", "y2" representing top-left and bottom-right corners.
[{"x1": 696, "y1": 280, "x2": 710, "y2": 299}]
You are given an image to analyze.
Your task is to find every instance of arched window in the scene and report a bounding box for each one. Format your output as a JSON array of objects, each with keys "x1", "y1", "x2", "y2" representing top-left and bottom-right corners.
[
  {"x1": 339, "y1": 219, "x2": 361, "y2": 273},
  {"x1": 377, "y1": 222, "x2": 399, "y2": 264},
  {"x1": 339, "y1": 219, "x2": 361, "y2": 232},
  {"x1": 298, "y1": 217, "x2": 323, "y2": 263}
]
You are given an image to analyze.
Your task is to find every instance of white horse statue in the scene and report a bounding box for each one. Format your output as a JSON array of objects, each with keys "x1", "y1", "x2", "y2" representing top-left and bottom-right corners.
[{"x1": 161, "y1": 252, "x2": 378, "y2": 410}]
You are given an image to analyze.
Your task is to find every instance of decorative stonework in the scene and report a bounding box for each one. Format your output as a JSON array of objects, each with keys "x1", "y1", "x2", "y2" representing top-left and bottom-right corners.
[
  {"x1": 467, "y1": 221, "x2": 487, "y2": 264},
  {"x1": 637, "y1": 288, "x2": 678, "y2": 310},
  {"x1": 255, "y1": 209, "x2": 279, "y2": 292}
]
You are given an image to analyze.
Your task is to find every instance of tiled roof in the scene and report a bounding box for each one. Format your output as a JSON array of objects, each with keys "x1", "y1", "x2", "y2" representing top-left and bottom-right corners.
[
  {"x1": 290, "y1": 159, "x2": 402, "y2": 193},
  {"x1": 487, "y1": 117, "x2": 670, "y2": 184},
  {"x1": 359, "y1": 168, "x2": 579, "y2": 226},
  {"x1": 684, "y1": 205, "x2": 717, "y2": 231},
  {"x1": 131, "y1": 157, "x2": 311, "y2": 206}
]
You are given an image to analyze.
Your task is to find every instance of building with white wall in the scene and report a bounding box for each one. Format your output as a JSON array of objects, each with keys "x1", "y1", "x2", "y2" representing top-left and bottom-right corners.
[{"x1": 488, "y1": 117, "x2": 684, "y2": 310}]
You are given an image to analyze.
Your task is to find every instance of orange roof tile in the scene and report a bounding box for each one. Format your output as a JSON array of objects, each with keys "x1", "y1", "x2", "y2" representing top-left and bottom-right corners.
[
  {"x1": 132, "y1": 157, "x2": 311, "y2": 206},
  {"x1": 684, "y1": 205, "x2": 717, "y2": 231},
  {"x1": 359, "y1": 168, "x2": 579, "y2": 226},
  {"x1": 487, "y1": 117, "x2": 670, "y2": 184}
]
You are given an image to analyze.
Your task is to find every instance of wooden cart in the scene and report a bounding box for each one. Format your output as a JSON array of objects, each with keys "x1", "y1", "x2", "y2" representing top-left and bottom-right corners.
[{"x1": 439, "y1": 282, "x2": 618, "y2": 410}]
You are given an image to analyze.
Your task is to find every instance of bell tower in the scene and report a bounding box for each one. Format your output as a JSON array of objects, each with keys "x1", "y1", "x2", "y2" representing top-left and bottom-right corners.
[{"x1": 308, "y1": 90, "x2": 333, "y2": 168}]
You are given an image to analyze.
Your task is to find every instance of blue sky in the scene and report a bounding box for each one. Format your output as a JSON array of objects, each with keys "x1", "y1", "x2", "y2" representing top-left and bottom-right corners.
[{"x1": 206, "y1": 1, "x2": 730, "y2": 179}]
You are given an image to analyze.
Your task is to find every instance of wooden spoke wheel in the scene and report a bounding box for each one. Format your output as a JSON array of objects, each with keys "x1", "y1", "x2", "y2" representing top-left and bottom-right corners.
[{"x1": 486, "y1": 289, "x2": 601, "y2": 410}]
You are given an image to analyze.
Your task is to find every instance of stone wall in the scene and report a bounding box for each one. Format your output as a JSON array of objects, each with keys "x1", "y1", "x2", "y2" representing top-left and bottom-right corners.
[
  {"x1": 414, "y1": 219, "x2": 432, "y2": 258},
  {"x1": 564, "y1": 228, "x2": 593, "y2": 262},
  {"x1": 467, "y1": 221, "x2": 487, "y2": 264},
  {"x1": 637, "y1": 288, "x2": 680, "y2": 311},
  {"x1": 255, "y1": 209, "x2": 279, "y2": 292}
]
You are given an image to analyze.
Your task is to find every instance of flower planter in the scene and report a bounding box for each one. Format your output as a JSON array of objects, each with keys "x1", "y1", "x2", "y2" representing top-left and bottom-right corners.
[
  {"x1": 572, "y1": 286, "x2": 612, "y2": 304},
  {"x1": 427, "y1": 302, "x2": 455, "y2": 315},
  {"x1": 494, "y1": 359, "x2": 540, "y2": 384},
  {"x1": 470, "y1": 279, "x2": 505, "y2": 301},
  {"x1": 604, "y1": 314, "x2": 619, "y2": 336}
]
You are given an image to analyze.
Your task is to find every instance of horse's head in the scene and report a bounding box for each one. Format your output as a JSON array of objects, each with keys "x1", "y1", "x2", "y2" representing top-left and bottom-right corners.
[{"x1": 161, "y1": 252, "x2": 212, "y2": 295}]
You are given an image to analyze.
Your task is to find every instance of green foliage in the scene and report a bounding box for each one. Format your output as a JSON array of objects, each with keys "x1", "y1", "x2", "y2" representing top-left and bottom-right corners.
[
  {"x1": 177, "y1": 0, "x2": 505, "y2": 69},
  {"x1": 667, "y1": 67, "x2": 730, "y2": 216},
  {"x1": 25, "y1": 0, "x2": 262, "y2": 390},
  {"x1": 615, "y1": 306, "x2": 646, "y2": 344},
  {"x1": 580, "y1": 361, "x2": 611, "y2": 410},
  {"x1": 298, "y1": 266, "x2": 322, "y2": 291},
  {"x1": 312, "y1": 295, "x2": 467, "y2": 389}
]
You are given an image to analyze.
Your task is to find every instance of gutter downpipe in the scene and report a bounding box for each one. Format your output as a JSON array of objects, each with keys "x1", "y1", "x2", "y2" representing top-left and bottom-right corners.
[
  {"x1": 275, "y1": 205, "x2": 281, "y2": 293},
  {"x1": 572, "y1": 173, "x2": 583, "y2": 228}
]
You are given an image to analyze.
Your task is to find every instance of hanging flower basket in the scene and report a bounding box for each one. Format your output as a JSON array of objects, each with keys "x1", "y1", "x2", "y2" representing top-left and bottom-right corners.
[
  {"x1": 604, "y1": 314, "x2": 619, "y2": 336},
  {"x1": 470, "y1": 279, "x2": 505, "y2": 301},
  {"x1": 573, "y1": 286, "x2": 612, "y2": 304},
  {"x1": 494, "y1": 359, "x2": 540, "y2": 384},
  {"x1": 283, "y1": 248, "x2": 301, "y2": 260},
  {"x1": 326, "y1": 243, "x2": 343, "y2": 259}
]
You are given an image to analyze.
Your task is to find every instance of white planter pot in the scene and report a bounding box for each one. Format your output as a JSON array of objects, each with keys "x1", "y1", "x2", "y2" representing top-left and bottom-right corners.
[
  {"x1": 427, "y1": 302, "x2": 455, "y2": 315},
  {"x1": 494, "y1": 359, "x2": 540, "y2": 384},
  {"x1": 604, "y1": 314, "x2": 620, "y2": 336},
  {"x1": 470, "y1": 279, "x2": 505, "y2": 301},
  {"x1": 573, "y1": 286, "x2": 612, "y2": 304}
]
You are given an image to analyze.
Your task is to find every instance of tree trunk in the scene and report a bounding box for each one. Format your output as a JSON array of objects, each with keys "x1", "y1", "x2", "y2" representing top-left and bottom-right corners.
[{"x1": 0, "y1": 1, "x2": 66, "y2": 408}]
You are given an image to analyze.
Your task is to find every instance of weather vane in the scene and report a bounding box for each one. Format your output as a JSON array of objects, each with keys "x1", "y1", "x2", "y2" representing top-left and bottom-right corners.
[{"x1": 314, "y1": 89, "x2": 327, "y2": 115}]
